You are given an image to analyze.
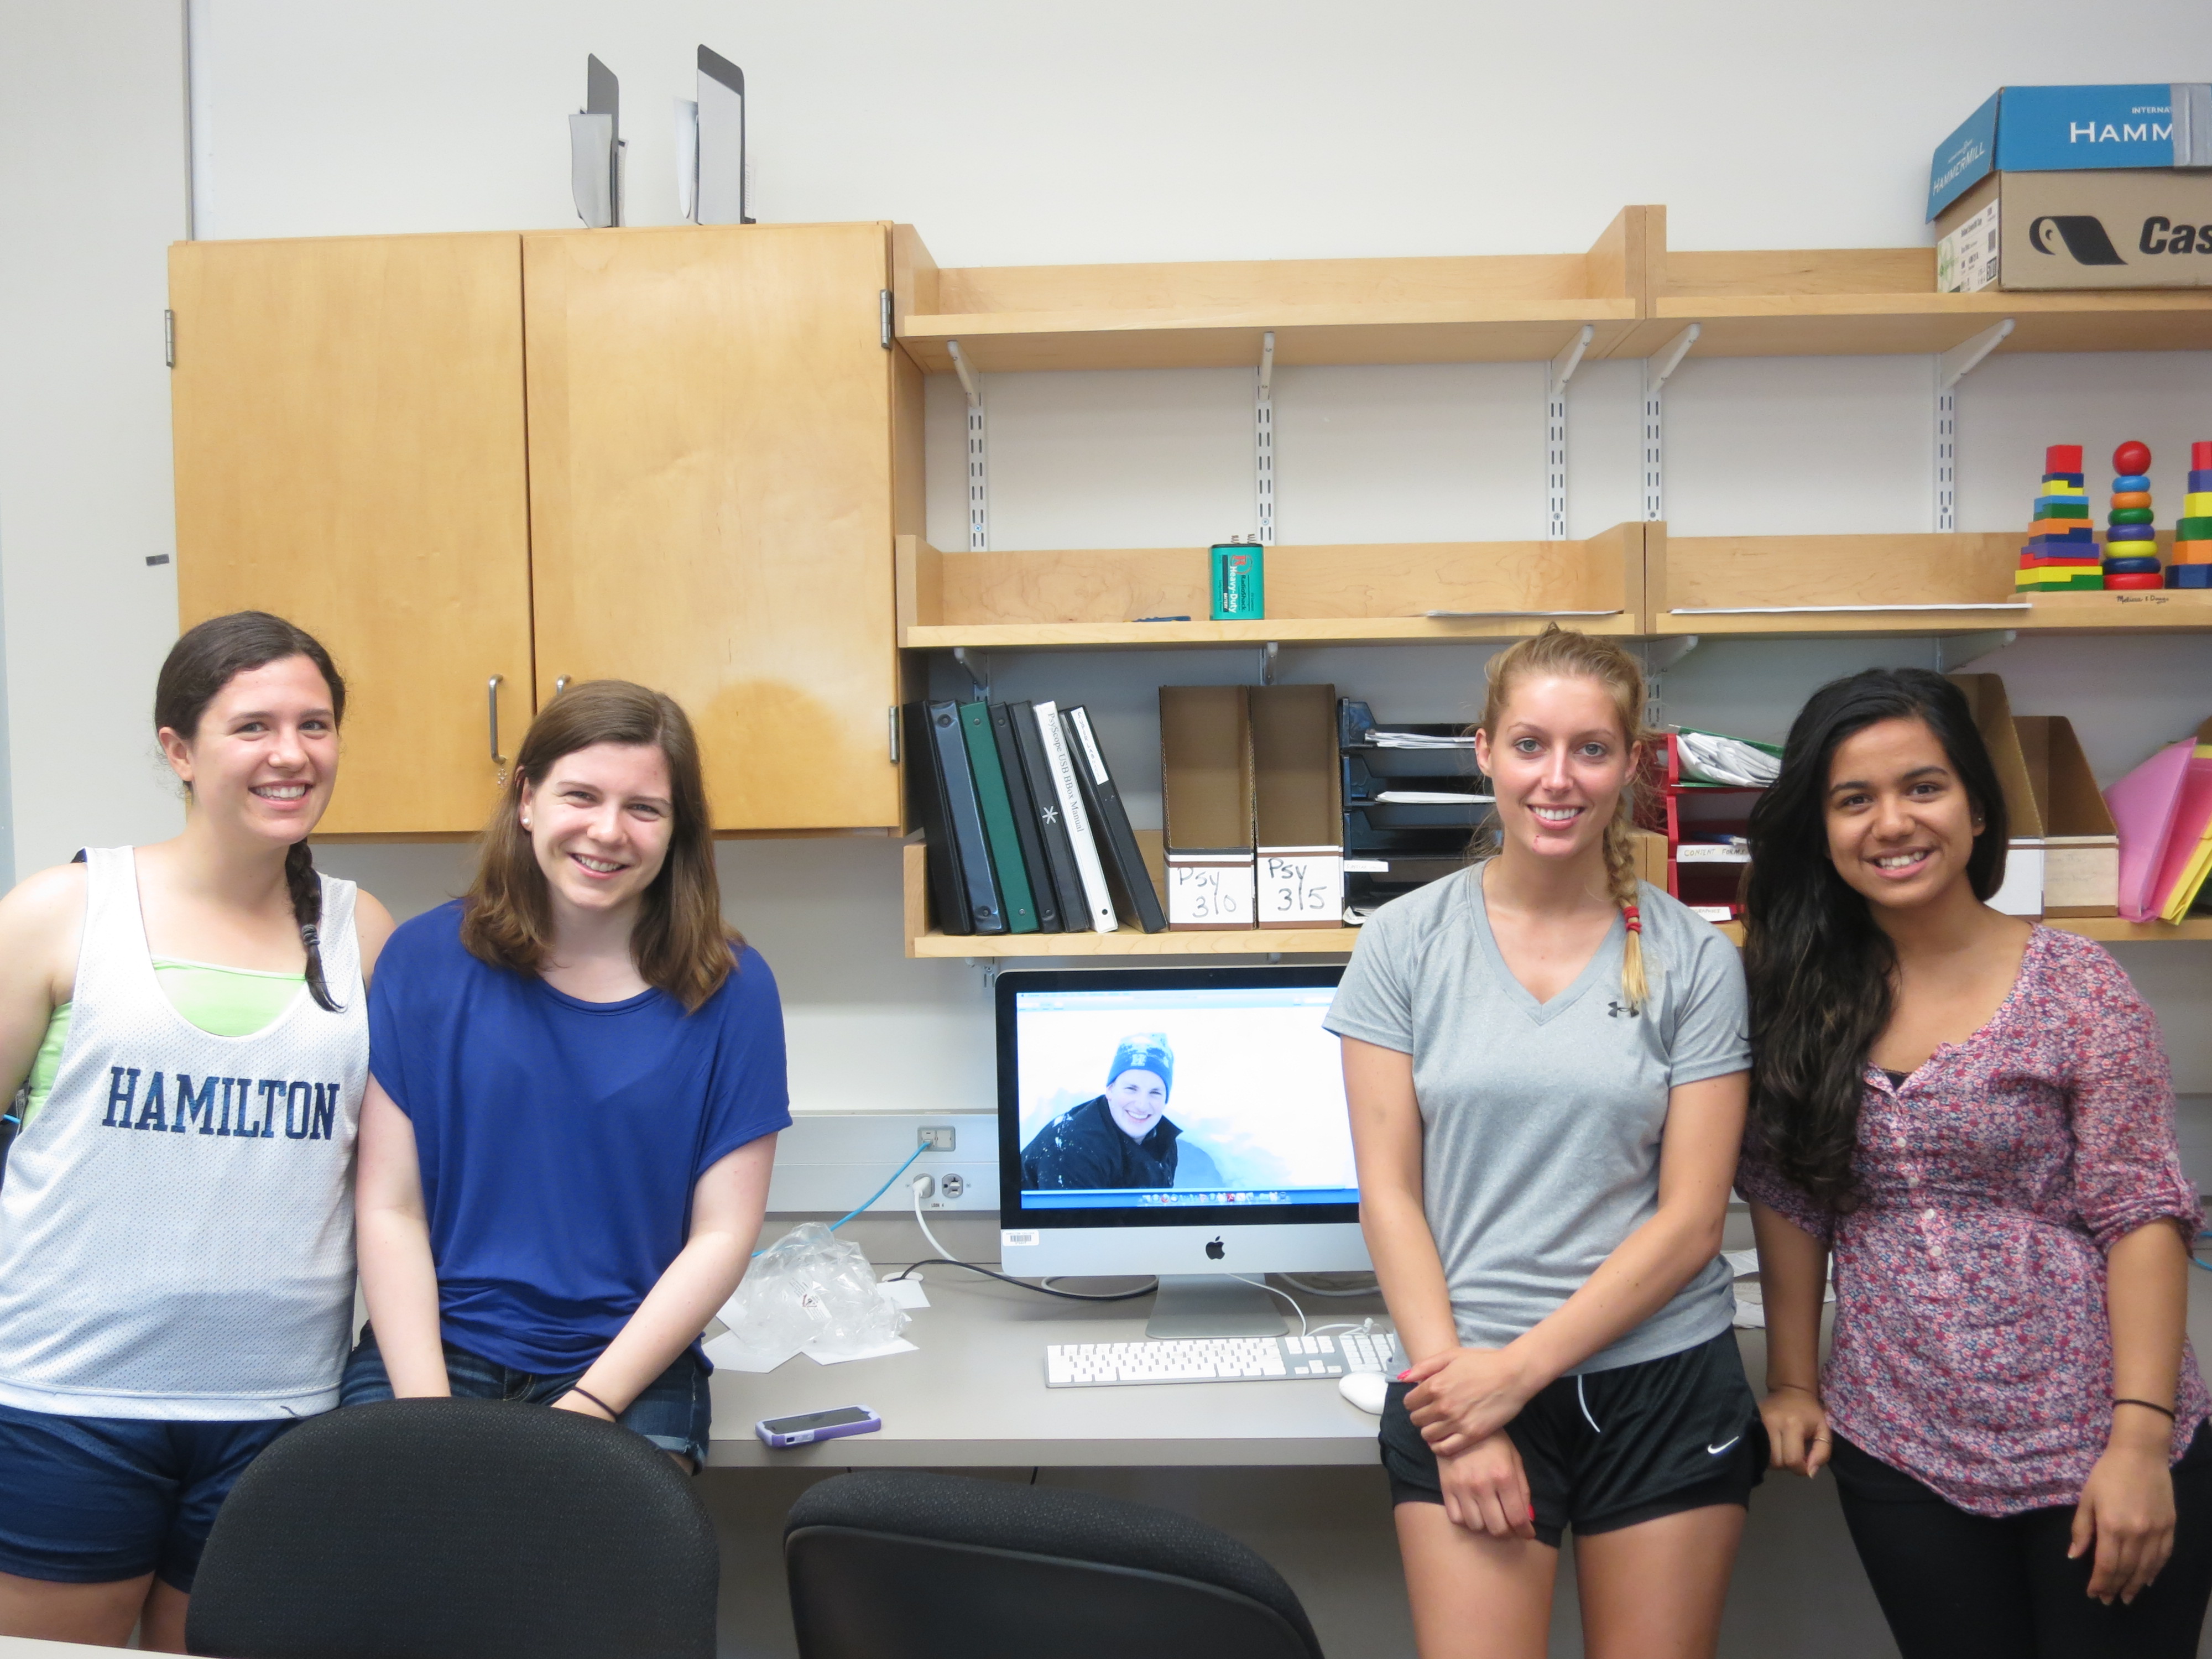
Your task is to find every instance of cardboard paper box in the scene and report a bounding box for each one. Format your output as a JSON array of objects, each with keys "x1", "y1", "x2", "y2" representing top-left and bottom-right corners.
[
  {"x1": 1929, "y1": 84, "x2": 2212, "y2": 291},
  {"x1": 1937, "y1": 171, "x2": 2212, "y2": 292},
  {"x1": 1250, "y1": 684, "x2": 1344, "y2": 930}
]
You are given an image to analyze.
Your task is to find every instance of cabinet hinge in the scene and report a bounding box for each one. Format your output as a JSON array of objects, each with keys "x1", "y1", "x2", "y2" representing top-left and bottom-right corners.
[
  {"x1": 880, "y1": 289, "x2": 893, "y2": 350},
  {"x1": 888, "y1": 706, "x2": 900, "y2": 763},
  {"x1": 163, "y1": 310, "x2": 175, "y2": 369}
]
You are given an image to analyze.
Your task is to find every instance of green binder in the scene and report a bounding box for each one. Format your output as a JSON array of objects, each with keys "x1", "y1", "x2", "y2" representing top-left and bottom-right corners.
[{"x1": 958, "y1": 701, "x2": 1039, "y2": 933}]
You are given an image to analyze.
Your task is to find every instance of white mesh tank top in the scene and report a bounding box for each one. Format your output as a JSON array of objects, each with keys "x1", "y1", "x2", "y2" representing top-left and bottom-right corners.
[{"x1": 0, "y1": 847, "x2": 369, "y2": 1418}]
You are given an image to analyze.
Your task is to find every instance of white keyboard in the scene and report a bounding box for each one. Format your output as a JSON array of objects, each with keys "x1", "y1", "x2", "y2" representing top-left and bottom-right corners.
[{"x1": 1045, "y1": 1329, "x2": 1401, "y2": 1388}]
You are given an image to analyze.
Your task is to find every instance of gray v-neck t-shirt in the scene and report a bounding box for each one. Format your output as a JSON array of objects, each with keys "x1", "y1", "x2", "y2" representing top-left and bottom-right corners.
[{"x1": 1325, "y1": 863, "x2": 1749, "y2": 1373}]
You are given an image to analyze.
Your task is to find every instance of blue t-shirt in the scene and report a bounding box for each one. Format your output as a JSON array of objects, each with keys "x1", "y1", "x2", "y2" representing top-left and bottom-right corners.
[{"x1": 368, "y1": 901, "x2": 791, "y2": 1373}]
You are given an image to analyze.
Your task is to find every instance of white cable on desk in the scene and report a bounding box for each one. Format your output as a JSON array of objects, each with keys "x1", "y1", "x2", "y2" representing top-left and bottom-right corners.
[
  {"x1": 904, "y1": 1178, "x2": 1155, "y2": 1302},
  {"x1": 1230, "y1": 1274, "x2": 1308, "y2": 1337}
]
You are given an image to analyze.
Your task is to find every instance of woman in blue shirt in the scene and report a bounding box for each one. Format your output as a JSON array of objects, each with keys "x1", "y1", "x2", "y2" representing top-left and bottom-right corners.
[{"x1": 348, "y1": 681, "x2": 788, "y2": 1468}]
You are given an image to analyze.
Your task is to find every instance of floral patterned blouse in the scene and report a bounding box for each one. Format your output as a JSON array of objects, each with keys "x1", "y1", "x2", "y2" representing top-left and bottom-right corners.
[{"x1": 1736, "y1": 926, "x2": 2208, "y2": 1516}]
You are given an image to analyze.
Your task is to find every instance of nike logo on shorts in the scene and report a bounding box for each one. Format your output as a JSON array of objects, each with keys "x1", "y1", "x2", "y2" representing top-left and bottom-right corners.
[{"x1": 1707, "y1": 1436, "x2": 1742, "y2": 1455}]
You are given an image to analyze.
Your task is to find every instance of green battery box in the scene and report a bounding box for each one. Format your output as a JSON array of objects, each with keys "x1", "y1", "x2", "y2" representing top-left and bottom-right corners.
[{"x1": 1209, "y1": 541, "x2": 1265, "y2": 621}]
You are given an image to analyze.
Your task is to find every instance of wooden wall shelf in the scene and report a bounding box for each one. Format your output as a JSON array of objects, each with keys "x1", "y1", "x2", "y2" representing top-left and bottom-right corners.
[
  {"x1": 1647, "y1": 526, "x2": 2212, "y2": 638},
  {"x1": 904, "y1": 838, "x2": 2207, "y2": 959},
  {"x1": 895, "y1": 526, "x2": 1644, "y2": 650},
  {"x1": 891, "y1": 208, "x2": 2212, "y2": 376},
  {"x1": 893, "y1": 213, "x2": 1646, "y2": 374}
]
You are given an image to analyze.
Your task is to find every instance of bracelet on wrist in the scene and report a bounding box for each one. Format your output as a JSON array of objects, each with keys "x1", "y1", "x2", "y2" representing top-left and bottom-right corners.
[
  {"x1": 566, "y1": 1385, "x2": 619, "y2": 1420},
  {"x1": 2114, "y1": 1397, "x2": 2177, "y2": 1423},
  {"x1": 1772, "y1": 1381, "x2": 1819, "y2": 1397}
]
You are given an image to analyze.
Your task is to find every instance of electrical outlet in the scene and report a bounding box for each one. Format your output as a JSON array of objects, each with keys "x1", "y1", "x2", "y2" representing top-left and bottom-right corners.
[
  {"x1": 939, "y1": 1173, "x2": 965, "y2": 1200},
  {"x1": 918, "y1": 1126, "x2": 956, "y2": 1150}
]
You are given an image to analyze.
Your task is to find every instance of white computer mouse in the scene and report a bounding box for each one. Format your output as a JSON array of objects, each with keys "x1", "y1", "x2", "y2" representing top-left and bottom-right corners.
[{"x1": 1338, "y1": 1370, "x2": 1390, "y2": 1414}]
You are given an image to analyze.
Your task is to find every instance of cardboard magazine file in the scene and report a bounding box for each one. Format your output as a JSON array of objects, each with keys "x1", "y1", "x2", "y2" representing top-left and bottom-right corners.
[
  {"x1": 1250, "y1": 683, "x2": 1344, "y2": 928},
  {"x1": 1949, "y1": 674, "x2": 2118, "y2": 917},
  {"x1": 1159, "y1": 685, "x2": 1256, "y2": 929},
  {"x1": 1949, "y1": 673, "x2": 2046, "y2": 917},
  {"x1": 2014, "y1": 714, "x2": 2119, "y2": 916}
]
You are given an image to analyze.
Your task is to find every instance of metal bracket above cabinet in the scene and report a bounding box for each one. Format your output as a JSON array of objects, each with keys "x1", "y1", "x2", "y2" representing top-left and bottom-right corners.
[
  {"x1": 1254, "y1": 330, "x2": 1276, "y2": 546},
  {"x1": 1545, "y1": 325, "x2": 1594, "y2": 540},
  {"x1": 947, "y1": 340, "x2": 988, "y2": 552},
  {"x1": 1640, "y1": 324, "x2": 1699, "y2": 523},
  {"x1": 1932, "y1": 318, "x2": 2013, "y2": 534}
]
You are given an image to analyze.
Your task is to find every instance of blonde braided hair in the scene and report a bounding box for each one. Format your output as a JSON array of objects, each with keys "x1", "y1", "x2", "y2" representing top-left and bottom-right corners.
[{"x1": 1475, "y1": 627, "x2": 1657, "y2": 1011}]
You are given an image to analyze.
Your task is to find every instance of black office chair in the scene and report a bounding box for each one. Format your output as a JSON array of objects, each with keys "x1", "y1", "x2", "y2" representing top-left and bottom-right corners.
[
  {"x1": 784, "y1": 1469, "x2": 1324, "y2": 1659},
  {"x1": 187, "y1": 1397, "x2": 719, "y2": 1659}
]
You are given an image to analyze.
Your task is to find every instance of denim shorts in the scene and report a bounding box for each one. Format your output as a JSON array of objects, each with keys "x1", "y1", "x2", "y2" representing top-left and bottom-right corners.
[
  {"x1": 0, "y1": 1402, "x2": 296, "y2": 1590},
  {"x1": 340, "y1": 1326, "x2": 711, "y2": 1470}
]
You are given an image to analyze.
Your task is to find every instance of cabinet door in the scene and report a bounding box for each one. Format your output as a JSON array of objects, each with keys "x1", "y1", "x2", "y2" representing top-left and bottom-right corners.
[
  {"x1": 524, "y1": 224, "x2": 901, "y2": 831},
  {"x1": 170, "y1": 233, "x2": 534, "y2": 835}
]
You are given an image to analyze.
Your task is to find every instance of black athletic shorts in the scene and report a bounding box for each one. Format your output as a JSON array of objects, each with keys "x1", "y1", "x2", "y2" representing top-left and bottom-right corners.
[{"x1": 1379, "y1": 1326, "x2": 1767, "y2": 1547}]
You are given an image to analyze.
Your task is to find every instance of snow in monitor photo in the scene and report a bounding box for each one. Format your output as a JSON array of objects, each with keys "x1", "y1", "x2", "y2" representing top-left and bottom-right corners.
[{"x1": 1014, "y1": 999, "x2": 1354, "y2": 1194}]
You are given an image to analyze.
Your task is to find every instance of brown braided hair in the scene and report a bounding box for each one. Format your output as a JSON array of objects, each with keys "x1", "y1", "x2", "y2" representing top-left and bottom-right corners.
[
  {"x1": 154, "y1": 612, "x2": 347, "y2": 1013},
  {"x1": 1474, "y1": 626, "x2": 1657, "y2": 1011}
]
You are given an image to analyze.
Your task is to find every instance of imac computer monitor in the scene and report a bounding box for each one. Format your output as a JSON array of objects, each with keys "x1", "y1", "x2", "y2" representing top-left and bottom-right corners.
[{"x1": 995, "y1": 965, "x2": 1366, "y2": 1337}]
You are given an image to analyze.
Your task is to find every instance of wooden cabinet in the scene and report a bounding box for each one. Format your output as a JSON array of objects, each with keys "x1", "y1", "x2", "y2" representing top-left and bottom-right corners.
[
  {"x1": 170, "y1": 223, "x2": 922, "y2": 836},
  {"x1": 169, "y1": 232, "x2": 534, "y2": 834},
  {"x1": 524, "y1": 224, "x2": 916, "y2": 832}
]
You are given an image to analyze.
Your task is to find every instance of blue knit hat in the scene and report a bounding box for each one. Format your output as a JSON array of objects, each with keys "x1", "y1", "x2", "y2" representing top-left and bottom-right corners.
[{"x1": 1107, "y1": 1034, "x2": 1173, "y2": 1098}]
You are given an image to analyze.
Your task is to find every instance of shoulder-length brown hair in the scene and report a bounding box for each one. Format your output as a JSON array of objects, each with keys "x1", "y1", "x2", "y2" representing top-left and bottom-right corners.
[{"x1": 461, "y1": 680, "x2": 739, "y2": 1011}]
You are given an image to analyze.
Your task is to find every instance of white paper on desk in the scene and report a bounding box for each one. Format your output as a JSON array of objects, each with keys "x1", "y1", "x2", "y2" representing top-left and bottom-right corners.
[
  {"x1": 805, "y1": 1335, "x2": 917, "y2": 1365},
  {"x1": 703, "y1": 1330, "x2": 802, "y2": 1373},
  {"x1": 877, "y1": 1277, "x2": 930, "y2": 1310}
]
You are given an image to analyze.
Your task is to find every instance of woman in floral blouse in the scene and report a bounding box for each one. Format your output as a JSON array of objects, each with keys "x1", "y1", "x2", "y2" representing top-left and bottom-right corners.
[{"x1": 1738, "y1": 667, "x2": 2212, "y2": 1659}]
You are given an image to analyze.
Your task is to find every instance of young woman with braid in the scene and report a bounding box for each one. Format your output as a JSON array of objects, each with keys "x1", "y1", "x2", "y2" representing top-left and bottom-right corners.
[
  {"x1": 1738, "y1": 669, "x2": 2212, "y2": 1658},
  {"x1": 1327, "y1": 627, "x2": 1760, "y2": 1659},
  {"x1": 0, "y1": 612, "x2": 392, "y2": 1651}
]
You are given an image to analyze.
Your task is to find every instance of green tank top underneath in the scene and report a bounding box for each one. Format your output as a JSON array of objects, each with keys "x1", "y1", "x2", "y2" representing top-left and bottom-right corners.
[{"x1": 19, "y1": 960, "x2": 307, "y2": 1128}]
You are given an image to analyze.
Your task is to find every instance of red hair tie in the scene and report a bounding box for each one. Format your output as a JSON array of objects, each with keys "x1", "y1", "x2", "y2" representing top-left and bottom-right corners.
[{"x1": 1623, "y1": 904, "x2": 1642, "y2": 935}]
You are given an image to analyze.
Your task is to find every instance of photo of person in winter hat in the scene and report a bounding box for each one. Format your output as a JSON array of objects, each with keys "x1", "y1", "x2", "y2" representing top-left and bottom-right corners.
[{"x1": 1020, "y1": 1034, "x2": 1182, "y2": 1191}]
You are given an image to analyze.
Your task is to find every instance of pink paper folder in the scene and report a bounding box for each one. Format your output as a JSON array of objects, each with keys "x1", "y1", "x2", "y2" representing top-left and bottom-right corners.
[
  {"x1": 2106, "y1": 739, "x2": 2195, "y2": 921},
  {"x1": 2151, "y1": 745, "x2": 2212, "y2": 922}
]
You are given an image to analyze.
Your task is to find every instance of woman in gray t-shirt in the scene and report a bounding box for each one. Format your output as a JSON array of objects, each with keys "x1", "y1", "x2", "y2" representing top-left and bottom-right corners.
[{"x1": 1327, "y1": 628, "x2": 1754, "y2": 1659}]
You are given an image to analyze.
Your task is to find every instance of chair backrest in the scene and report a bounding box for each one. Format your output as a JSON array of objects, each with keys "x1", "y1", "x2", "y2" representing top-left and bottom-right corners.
[
  {"x1": 783, "y1": 1470, "x2": 1323, "y2": 1659},
  {"x1": 187, "y1": 1397, "x2": 719, "y2": 1659}
]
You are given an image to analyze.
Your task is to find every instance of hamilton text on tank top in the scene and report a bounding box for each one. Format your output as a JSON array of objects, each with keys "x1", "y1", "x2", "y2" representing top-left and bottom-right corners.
[{"x1": 0, "y1": 847, "x2": 369, "y2": 1418}]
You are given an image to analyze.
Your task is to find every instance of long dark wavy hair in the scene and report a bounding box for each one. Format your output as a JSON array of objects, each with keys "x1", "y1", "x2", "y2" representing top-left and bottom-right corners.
[
  {"x1": 155, "y1": 612, "x2": 348, "y2": 1013},
  {"x1": 1741, "y1": 669, "x2": 2009, "y2": 1211}
]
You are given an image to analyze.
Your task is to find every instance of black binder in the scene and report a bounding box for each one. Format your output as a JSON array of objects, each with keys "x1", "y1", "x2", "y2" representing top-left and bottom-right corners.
[
  {"x1": 1060, "y1": 704, "x2": 1168, "y2": 932},
  {"x1": 903, "y1": 702, "x2": 970, "y2": 935},
  {"x1": 905, "y1": 701, "x2": 1005, "y2": 935},
  {"x1": 1005, "y1": 699, "x2": 1092, "y2": 932},
  {"x1": 987, "y1": 703, "x2": 1063, "y2": 932}
]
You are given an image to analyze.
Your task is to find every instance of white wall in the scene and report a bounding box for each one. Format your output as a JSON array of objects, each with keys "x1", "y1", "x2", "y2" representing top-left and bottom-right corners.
[
  {"x1": 0, "y1": 0, "x2": 189, "y2": 883},
  {"x1": 6, "y1": 0, "x2": 2211, "y2": 1114}
]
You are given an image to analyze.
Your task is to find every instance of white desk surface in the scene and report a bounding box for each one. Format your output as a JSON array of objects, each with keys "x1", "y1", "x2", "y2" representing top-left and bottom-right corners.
[
  {"x1": 706, "y1": 1269, "x2": 1395, "y2": 1469},
  {"x1": 0, "y1": 1640, "x2": 132, "y2": 1658}
]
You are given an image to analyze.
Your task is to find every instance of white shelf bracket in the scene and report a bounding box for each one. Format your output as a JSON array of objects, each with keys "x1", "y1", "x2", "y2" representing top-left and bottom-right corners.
[
  {"x1": 1254, "y1": 330, "x2": 1276, "y2": 546},
  {"x1": 1932, "y1": 318, "x2": 2012, "y2": 534},
  {"x1": 1933, "y1": 629, "x2": 2016, "y2": 673},
  {"x1": 948, "y1": 339, "x2": 988, "y2": 552},
  {"x1": 1640, "y1": 634, "x2": 1700, "y2": 728},
  {"x1": 1641, "y1": 324, "x2": 1700, "y2": 523},
  {"x1": 1545, "y1": 325, "x2": 1594, "y2": 540},
  {"x1": 950, "y1": 646, "x2": 990, "y2": 703}
]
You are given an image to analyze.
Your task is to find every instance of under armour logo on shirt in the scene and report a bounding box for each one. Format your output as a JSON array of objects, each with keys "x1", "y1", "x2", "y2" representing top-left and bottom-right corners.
[{"x1": 1607, "y1": 1001, "x2": 1639, "y2": 1020}]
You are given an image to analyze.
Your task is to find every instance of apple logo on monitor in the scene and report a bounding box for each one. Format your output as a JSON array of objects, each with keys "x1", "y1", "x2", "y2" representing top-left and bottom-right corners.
[{"x1": 1205, "y1": 1238, "x2": 1225, "y2": 1260}]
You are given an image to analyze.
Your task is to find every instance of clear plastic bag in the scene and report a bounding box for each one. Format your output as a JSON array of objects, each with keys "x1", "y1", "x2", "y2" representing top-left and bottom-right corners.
[{"x1": 717, "y1": 1220, "x2": 907, "y2": 1361}]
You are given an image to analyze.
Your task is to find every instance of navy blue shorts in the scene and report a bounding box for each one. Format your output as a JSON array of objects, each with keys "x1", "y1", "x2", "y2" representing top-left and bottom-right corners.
[
  {"x1": 341, "y1": 1326, "x2": 711, "y2": 1470},
  {"x1": 0, "y1": 1402, "x2": 296, "y2": 1590}
]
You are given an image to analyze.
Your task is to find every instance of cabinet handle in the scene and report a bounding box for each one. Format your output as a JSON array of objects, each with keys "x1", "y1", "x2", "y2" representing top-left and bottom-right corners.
[
  {"x1": 555, "y1": 676, "x2": 571, "y2": 695},
  {"x1": 488, "y1": 676, "x2": 507, "y2": 769}
]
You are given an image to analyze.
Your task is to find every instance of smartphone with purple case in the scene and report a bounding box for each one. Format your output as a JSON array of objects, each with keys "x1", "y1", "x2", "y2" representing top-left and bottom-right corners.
[{"x1": 754, "y1": 1405, "x2": 882, "y2": 1449}]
